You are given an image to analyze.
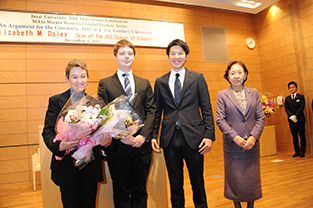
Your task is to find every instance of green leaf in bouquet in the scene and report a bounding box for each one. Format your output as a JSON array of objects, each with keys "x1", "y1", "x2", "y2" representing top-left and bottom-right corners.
[{"x1": 99, "y1": 107, "x2": 110, "y2": 116}]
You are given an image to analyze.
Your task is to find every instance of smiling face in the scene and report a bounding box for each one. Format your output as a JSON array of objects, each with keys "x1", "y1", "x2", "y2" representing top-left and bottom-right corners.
[
  {"x1": 114, "y1": 46, "x2": 134, "y2": 72},
  {"x1": 167, "y1": 45, "x2": 188, "y2": 72},
  {"x1": 228, "y1": 63, "x2": 247, "y2": 91},
  {"x1": 65, "y1": 66, "x2": 88, "y2": 93}
]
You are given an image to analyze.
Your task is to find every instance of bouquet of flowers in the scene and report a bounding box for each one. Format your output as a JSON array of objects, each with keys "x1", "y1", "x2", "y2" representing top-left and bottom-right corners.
[
  {"x1": 108, "y1": 95, "x2": 144, "y2": 139},
  {"x1": 54, "y1": 93, "x2": 144, "y2": 169},
  {"x1": 261, "y1": 92, "x2": 276, "y2": 119}
]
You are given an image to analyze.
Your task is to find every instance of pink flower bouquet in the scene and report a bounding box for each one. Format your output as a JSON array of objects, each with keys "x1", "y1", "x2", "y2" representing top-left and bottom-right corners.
[{"x1": 54, "y1": 94, "x2": 144, "y2": 169}]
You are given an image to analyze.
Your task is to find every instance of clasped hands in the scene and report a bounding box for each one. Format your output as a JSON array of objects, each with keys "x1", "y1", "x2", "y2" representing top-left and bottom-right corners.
[
  {"x1": 289, "y1": 115, "x2": 298, "y2": 123},
  {"x1": 121, "y1": 135, "x2": 146, "y2": 148},
  {"x1": 233, "y1": 135, "x2": 256, "y2": 150}
]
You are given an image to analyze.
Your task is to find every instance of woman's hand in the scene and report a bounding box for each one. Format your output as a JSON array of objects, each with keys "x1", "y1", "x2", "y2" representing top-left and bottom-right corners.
[
  {"x1": 233, "y1": 135, "x2": 247, "y2": 149},
  {"x1": 59, "y1": 135, "x2": 80, "y2": 151},
  {"x1": 243, "y1": 136, "x2": 257, "y2": 150}
]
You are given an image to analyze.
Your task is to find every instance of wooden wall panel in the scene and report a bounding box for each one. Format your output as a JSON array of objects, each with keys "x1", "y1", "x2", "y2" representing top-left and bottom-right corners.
[
  {"x1": 0, "y1": 172, "x2": 30, "y2": 184},
  {"x1": 0, "y1": 134, "x2": 28, "y2": 147},
  {"x1": 0, "y1": 109, "x2": 27, "y2": 121},
  {"x1": 27, "y1": 108, "x2": 46, "y2": 120},
  {"x1": 256, "y1": 0, "x2": 313, "y2": 155},
  {"x1": 28, "y1": 132, "x2": 41, "y2": 144},
  {"x1": 0, "y1": 121, "x2": 28, "y2": 135},
  {"x1": 0, "y1": 0, "x2": 26, "y2": 10},
  {"x1": 26, "y1": 83, "x2": 68, "y2": 96},
  {"x1": 0, "y1": 72, "x2": 26, "y2": 83},
  {"x1": 0, "y1": 59, "x2": 26, "y2": 71},
  {"x1": 0, "y1": 96, "x2": 27, "y2": 109},
  {"x1": 0, "y1": 84, "x2": 26, "y2": 96},
  {"x1": 0, "y1": 158, "x2": 29, "y2": 174},
  {"x1": 0, "y1": 146, "x2": 28, "y2": 160}
]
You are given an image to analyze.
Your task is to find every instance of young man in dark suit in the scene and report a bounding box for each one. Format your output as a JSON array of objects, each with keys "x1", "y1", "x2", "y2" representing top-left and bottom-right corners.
[
  {"x1": 97, "y1": 39, "x2": 156, "y2": 208},
  {"x1": 284, "y1": 81, "x2": 306, "y2": 157},
  {"x1": 151, "y1": 39, "x2": 215, "y2": 208}
]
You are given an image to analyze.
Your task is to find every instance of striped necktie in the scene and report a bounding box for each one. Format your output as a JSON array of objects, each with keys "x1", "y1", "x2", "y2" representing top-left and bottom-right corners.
[{"x1": 123, "y1": 73, "x2": 132, "y2": 97}]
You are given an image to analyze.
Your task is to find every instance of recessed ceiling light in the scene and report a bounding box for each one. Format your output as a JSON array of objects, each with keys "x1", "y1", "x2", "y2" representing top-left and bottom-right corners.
[{"x1": 236, "y1": 1, "x2": 262, "y2": 9}]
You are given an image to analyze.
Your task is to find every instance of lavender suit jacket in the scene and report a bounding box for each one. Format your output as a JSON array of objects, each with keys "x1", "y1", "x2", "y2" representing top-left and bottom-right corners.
[{"x1": 216, "y1": 85, "x2": 265, "y2": 142}]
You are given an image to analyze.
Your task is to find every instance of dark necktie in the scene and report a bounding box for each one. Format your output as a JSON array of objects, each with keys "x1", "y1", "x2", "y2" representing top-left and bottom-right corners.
[
  {"x1": 122, "y1": 73, "x2": 132, "y2": 97},
  {"x1": 292, "y1": 95, "x2": 295, "y2": 100},
  {"x1": 174, "y1": 73, "x2": 182, "y2": 128},
  {"x1": 174, "y1": 73, "x2": 182, "y2": 104}
]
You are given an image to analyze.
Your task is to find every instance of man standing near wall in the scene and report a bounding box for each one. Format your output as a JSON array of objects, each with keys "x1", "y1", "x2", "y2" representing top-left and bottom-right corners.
[
  {"x1": 284, "y1": 81, "x2": 306, "y2": 158},
  {"x1": 98, "y1": 39, "x2": 156, "y2": 208},
  {"x1": 151, "y1": 39, "x2": 215, "y2": 208}
]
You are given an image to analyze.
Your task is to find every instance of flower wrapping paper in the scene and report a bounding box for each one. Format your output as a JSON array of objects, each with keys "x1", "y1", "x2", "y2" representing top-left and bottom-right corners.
[{"x1": 54, "y1": 93, "x2": 144, "y2": 169}]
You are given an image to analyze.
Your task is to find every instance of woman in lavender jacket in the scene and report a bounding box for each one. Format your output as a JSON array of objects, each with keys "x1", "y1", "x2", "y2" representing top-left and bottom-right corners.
[{"x1": 216, "y1": 61, "x2": 265, "y2": 208}]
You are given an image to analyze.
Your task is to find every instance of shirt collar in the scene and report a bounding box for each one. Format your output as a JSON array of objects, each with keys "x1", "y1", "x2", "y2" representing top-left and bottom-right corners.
[
  {"x1": 117, "y1": 69, "x2": 133, "y2": 79},
  {"x1": 170, "y1": 68, "x2": 185, "y2": 79}
]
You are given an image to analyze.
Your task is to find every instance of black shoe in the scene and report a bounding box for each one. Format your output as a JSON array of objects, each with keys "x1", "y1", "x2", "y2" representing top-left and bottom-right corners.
[
  {"x1": 300, "y1": 153, "x2": 305, "y2": 157},
  {"x1": 292, "y1": 153, "x2": 300, "y2": 157}
]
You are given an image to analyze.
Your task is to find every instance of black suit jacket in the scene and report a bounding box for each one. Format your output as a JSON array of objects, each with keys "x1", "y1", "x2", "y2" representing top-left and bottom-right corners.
[
  {"x1": 42, "y1": 89, "x2": 104, "y2": 186},
  {"x1": 97, "y1": 72, "x2": 156, "y2": 154},
  {"x1": 284, "y1": 93, "x2": 306, "y2": 122},
  {"x1": 153, "y1": 68, "x2": 215, "y2": 149}
]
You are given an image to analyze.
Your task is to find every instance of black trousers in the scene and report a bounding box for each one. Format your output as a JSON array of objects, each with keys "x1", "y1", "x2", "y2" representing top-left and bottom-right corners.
[
  {"x1": 163, "y1": 128, "x2": 208, "y2": 208},
  {"x1": 59, "y1": 168, "x2": 98, "y2": 208},
  {"x1": 289, "y1": 121, "x2": 306, "y2": 154},
  {"x1": 107, "y1": 148, "x2": 151, "y2": 208}
]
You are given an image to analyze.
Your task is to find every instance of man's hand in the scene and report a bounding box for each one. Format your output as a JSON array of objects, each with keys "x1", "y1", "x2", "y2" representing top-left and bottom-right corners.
[
  {"x1": 132, "y1": 135, "x2": 146, "y2": 148},
  {"x1": 289, "y1": 115, "x2": 298, "y2": 123},
  {"x1": 198, "y1": 138, "x2": 213, "y2": 155},
  {"x1": 151, "y1": 138, "x2": 161, "y2": 153},
  {"x1": 120, "y1": 135, "x2": 136, "y2": 146}
]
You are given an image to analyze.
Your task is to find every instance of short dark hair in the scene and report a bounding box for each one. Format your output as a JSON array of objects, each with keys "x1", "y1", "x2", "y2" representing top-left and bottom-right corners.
[
  {"x1": 223, "y1": 60, "x2": 249, "y2": 84},
  {"x1": 166, "y1": 39, "x2": 189, "y2": 56},
  {"x1": 65, "y1": 59, "x2": 88, "y2": 79},
  {"x1": 288, "y1": 81, "x2": 298, "y2": 88},
  {"x1": 114, "y1": 39, "x2": 135, "y2": 56}
]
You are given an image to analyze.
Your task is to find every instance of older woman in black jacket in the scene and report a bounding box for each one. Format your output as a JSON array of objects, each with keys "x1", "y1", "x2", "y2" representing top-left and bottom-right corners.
[{"x1": 42, "y1": 59, "x2": 111, "y2": 208}]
